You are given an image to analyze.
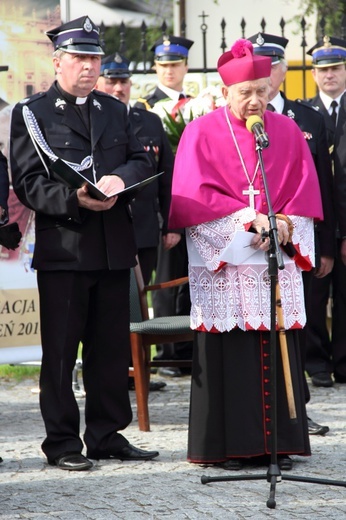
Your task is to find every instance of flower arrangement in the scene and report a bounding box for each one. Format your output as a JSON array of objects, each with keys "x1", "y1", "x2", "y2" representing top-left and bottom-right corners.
[{"x1": 150, "y1": 86, "x2": 226, "y2": 152}]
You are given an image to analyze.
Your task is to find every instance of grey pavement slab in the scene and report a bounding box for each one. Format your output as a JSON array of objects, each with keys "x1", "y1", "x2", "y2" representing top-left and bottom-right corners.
[{"x1": 0, "y1": 373, "x2": 345, "y2": 519}]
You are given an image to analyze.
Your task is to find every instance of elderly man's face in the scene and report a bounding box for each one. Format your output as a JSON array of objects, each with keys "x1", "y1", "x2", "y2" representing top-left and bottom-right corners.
[
  {"x1": 53, "y1": 52, "x2": 101, "y2": 97},
  {"x1": 222, "y1": 78, "x2": 270, "y2": 120}
]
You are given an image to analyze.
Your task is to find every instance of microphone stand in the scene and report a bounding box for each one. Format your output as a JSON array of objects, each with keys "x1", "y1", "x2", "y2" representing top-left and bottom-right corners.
[{"x1": 200, "y1": 140, "x2": 346, "y2": 508}]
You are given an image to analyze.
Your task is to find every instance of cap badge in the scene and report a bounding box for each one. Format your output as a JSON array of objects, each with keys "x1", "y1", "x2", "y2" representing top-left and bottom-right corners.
[
  {"x1": 163, "y1": 38, "x2": 171, "y2": 46},
  {"x1": 256, "y1": 34, "x2": 265, "y2": 47},
  {"x1": 55, "y1": 98, "x2": 66, "y2": 110},
  {"x1": 83, "y1": 17, "x2": 93, "y2": 33},
  {"x1": 114, "y1": 53, "x2": 123, "y2": 64},
  {"x1": 323, "y1": 35, "x2": 331, "y2": 48}
]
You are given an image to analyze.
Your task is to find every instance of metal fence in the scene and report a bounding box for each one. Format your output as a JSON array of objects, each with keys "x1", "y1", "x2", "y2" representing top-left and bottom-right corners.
[{"x1": 102, "y1": 12, "x2": 346, "y2": 100}]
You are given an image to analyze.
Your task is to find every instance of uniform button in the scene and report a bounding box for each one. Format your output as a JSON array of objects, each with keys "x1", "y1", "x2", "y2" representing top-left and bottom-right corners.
[{"x1": 65, "y1": 141, "x2": 70, "y2": 146}]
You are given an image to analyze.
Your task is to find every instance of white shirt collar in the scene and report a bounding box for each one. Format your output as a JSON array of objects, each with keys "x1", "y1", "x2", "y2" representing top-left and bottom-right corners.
[
  {"x1": 319, "y1": 90, "x2": 345, "y2": 111},
  {"x1": 268, "y1": 92, "x2": 285, "y2": 114},
  {"x1": 157, "y1": 82, "x2": 184, "y2": 102}
]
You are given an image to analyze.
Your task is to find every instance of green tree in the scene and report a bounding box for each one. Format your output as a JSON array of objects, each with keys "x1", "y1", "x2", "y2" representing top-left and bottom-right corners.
[
  {"x1": 298, "y1": 0, "x2": 346, "y2": 37},
  {"x1": 101, "y1": 23, "x2": 173, "y2": 69}
]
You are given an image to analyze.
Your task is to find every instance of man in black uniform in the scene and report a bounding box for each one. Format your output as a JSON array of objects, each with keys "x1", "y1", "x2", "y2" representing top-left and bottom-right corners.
[
  {"x1": 134, "y1": 36, "x2": 194, "y2": 376},
  {"x1": 306, "y1": 37, "x2": 346, "y2": 387},
  {"x1": 0, "y1": 150, "x2": 21, "y2": 250},
  {"x1": 10, "y1": 16, "x2": 159, "y2": 471},
  {"x1": 333, "y1": 92, "x2": 346, "y2": 383},
  {"x1": 96, "y1": 52, "x2": 176, "y2": 391},
  {"x1": 249, "y1": 32, "x2": 335, "y2": 436},
  {"x1": 96, "y1": 53, "x2": 175, "y2": 286}
]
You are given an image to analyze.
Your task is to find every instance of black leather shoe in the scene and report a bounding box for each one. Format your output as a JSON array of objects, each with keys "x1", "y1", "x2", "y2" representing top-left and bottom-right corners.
[
  {"x1": 277, "y1": 455, "x2": 293, "y2": 471},
  {"x1": 215, "y1": 459, "x2": 243, "y2": 471},
  {"x1": 158, "y1": 367, "x2": 182, "y2": 377},
  {"x1": 128, "y1": 378, "x2": 167, "y2": 391},
  {"x1": 149, "y1": 381, "x2": 167, "y2": 391},
  {"x1": 307, "y1": 417, "x2": 330, "y2": 435},
  {"x1": 0, "y1": 456, "x2": 3, "y2": 463},
  {"x1": 311, "y1": 372, "x2": 334, "y2": 387},
  {"x1": 48, "y1": 453, "x2": 93, "y2": 471},
  {"x1": 88, "y1": 443, "x2": 159, "y2": 461}
]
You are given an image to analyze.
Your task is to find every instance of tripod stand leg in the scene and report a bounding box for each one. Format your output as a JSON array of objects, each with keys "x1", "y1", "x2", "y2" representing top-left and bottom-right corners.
[
  {"x1": 267, "y1": 476, "x2": 277, "y2": 509},
  {"x1": 266, "y1": 463, "x2": 281, "y2": 509}
]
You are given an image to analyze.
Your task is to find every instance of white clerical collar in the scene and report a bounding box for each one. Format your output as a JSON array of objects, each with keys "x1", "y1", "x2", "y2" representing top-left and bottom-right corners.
[
  {"x1": 319, "y1": 90, "x2": 345, "y2": 111},
  {"x1": 75, "y1": 97, "x2": 88, "y2": 105},
  {"x1": 157, "y1": 82, "x2": 184, "y2": 102}
]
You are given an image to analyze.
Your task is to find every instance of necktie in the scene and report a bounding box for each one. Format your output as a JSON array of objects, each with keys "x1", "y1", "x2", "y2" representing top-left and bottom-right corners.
[
  {"x1": 178, "y1": 93, "x2": 185, "y2": 100},
  {"x1": 330, "y1": 100, "x2": 338, "y2": 126},
  {"x1": 267, "y1": 103, "x2": 275, "y2": 112}
]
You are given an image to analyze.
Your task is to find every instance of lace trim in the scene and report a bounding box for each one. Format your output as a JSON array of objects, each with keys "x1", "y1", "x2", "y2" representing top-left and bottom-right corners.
[
  {"x1": 187, "y1": 212, "x2": 314, "y2": 332},
  {"x1": 189, "y1": 208, "x2": 256, "y2": 271}
]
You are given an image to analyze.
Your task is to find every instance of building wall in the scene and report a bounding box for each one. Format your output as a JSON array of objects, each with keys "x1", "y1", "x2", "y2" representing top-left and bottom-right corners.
[{"x1": 0, "y1": 4, "x2": 61, "y2": 106}]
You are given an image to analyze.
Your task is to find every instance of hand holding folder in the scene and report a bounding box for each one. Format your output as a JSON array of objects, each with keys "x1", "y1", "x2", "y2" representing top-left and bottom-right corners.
[{"x1": 50, "y1": 158, "x2": 163, "y2": 201}]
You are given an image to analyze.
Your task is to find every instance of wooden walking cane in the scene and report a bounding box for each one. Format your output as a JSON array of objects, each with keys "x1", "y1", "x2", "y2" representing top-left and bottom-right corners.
[{"x1": 275, "y1": 280, "x2": 297, "y2": 420}]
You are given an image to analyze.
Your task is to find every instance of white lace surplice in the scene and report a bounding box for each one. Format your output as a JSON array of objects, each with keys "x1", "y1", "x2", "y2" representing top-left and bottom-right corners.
[{"x1": 187, "y1": 208, "x2": 315, "y2": 332}]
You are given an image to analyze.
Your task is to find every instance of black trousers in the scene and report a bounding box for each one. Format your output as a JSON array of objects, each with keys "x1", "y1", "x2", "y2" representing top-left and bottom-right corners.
[
  {"x1": 37, "y1": 269, "x2": 132, "y2": 460},
  {"x1": 304, "y1": 245, "x2": 346, "y2": 380},
  {"x1": 331, "y1": 249, "x2": 346, "y2": 380},
  {"x1": 304, "y1": 270, "x2": 332, "y2": 376},
  {"x1": 137, "y1": 246, "x2": 158, "y2": 285}
]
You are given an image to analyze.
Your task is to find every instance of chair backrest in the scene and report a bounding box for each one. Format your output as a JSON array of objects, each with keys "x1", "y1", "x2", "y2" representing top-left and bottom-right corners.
[
  {"x1": 130, "y1": 263, "x2": 151, "y2": 322},
  {"x1": 130, "y1": 267, "x2": 143, "y2": 322}
]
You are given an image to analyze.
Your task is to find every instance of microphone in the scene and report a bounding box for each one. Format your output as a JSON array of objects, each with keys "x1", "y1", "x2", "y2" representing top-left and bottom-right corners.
[{"x1": 246, "y1": 115, "x2": 269, "y2": 149}]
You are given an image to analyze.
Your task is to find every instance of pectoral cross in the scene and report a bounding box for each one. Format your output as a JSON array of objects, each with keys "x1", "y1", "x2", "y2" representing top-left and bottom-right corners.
[{"x1": 243, "y1": 184, "x2": 260, "y2": 209}]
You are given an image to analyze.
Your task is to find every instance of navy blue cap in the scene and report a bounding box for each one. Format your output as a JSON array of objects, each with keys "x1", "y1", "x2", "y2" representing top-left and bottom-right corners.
[
  {"x1": 307, "y1": 35, "x2": 346, "y2": 68},
  {"x1": 248, "y1": 33, "x2": 288, "y2": 65},
  {"x1": 100, "y1": 53, "x2": 131, "y2": 78},
  {"x1": 151, "y1": 35, "x2": 194, "y2": 63},
  {"x1": 46, "y1": 15, "x2": 104, "y2": 55}
]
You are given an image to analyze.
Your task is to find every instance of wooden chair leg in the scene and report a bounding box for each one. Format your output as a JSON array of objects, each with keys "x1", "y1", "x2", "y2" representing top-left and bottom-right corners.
[{"x1": 130, "y1": 333, "x2": 150, "y2": 431}]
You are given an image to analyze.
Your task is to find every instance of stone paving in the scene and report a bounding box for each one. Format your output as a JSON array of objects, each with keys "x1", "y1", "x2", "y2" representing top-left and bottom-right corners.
[{"x1": 0, "y1": 372, "x2": 345, "y2": 519}]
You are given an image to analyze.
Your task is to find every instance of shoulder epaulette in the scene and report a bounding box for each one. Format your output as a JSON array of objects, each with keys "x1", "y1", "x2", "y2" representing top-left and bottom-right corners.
[
  {"x1": 295, "y1": 98, "x2": 319, "y2": 111},
  {"x1": 19, "y1": 91, "x2": 46, "y2": 105}
]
